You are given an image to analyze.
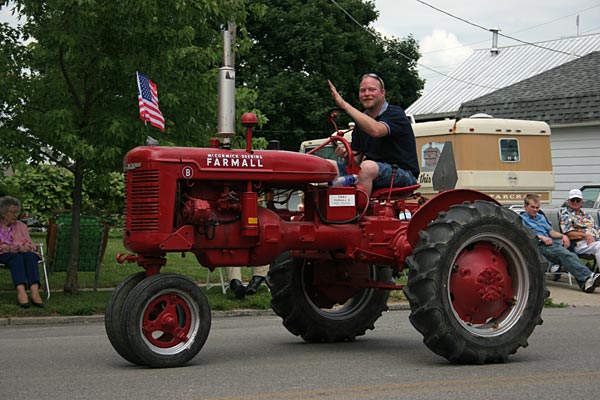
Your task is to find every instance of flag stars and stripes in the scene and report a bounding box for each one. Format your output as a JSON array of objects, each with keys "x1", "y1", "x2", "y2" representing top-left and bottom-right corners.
[{"x1": 137, "y1": 72, "x2": 165, "y2": 132}]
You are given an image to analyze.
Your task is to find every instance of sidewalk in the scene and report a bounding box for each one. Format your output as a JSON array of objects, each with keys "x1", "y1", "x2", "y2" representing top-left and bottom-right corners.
[
  {"x1": 545, "y1": 276, "x2": 600, "y2": 307},
  {"x1": 1, "y1": 277, "x2": 598, "y2": 326}
]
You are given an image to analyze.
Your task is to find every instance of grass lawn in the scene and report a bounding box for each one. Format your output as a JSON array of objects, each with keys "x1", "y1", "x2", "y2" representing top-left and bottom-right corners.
[
  {"x1": 0, "y1": 230, "x2": 275, "y2": 317},
  {"x1": 0, "y1": 230, "x2": 409, "y2": 318}
]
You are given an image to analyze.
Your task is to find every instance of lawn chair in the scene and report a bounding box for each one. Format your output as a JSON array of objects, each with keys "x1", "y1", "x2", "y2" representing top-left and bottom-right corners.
[
  {"x1": 37, "y1": 242, "x2": 50, "y2": 299},
  {"x1": 536, "y1": 209, "x2": 573, "y2": 285},
  {"x1": 205, "y1": 267, "x2": 227, "y2": 295}
]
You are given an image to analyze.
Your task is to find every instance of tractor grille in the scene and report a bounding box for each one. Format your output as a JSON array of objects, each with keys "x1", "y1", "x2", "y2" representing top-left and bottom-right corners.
[{"x1": 127, "y1": 169, "x2": 160, "y2": 231}]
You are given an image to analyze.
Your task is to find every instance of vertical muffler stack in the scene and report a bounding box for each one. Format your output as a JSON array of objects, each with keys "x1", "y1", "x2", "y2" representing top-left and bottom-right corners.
[{"x1": 218, "y1": 25, "x2": 236, "y2": 149}]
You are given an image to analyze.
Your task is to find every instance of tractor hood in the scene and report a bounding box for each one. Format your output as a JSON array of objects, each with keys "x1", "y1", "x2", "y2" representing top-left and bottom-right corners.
[{"x1": 124, "y1": 146, "x2": 339, "y2": 186}]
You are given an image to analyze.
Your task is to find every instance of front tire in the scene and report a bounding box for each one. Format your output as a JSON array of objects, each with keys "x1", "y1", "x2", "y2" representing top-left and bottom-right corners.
[
  {"x1": 404, "y1": 201, "x2": 548, "y2": 364},
  {"x1": 105, "y1": 272, "x2": 147, "y2": 365},
  {"x1": 269, "y1": 252, "x2": 390, "y2": 342},
  {"x1": 121, "y1": 273, "x2": 211, "y2": 368}
]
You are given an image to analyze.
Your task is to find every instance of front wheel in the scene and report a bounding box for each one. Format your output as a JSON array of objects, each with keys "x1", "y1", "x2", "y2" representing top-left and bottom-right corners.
[
  {"x1": 121, "y1": 273, "x2": 211, "y2": 368},
  {"x1": 105, "y1": 272, "x2": 147, "y2": 365},
  {"x1": 404, "y1": 201, "x2": 548, "y2": 364},
  {"x1": 269, "y1": 252, "x2": 390, "y2": 342}
]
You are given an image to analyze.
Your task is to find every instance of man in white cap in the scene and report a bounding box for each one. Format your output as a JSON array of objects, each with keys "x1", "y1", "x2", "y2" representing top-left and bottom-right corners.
[
  {"x1": 559, "y1": 189, "x2": 600, "y2": 268},
  {"x1": 521, "y1": 194, "x2": 600, "y2": 293}
]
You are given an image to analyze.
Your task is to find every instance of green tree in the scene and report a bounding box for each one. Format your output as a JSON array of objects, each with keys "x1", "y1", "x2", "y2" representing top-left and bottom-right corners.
[
  {"x1": 2, "y1": 164, "x2": 125, "y2": 227},
  {"x1": 3, "y1": 164, "x2": 74, "y2": 221},
  {"x1": 236, "y1": 0, "x2": 423, "y2": 150},
  {"x1": 0, "y1": 0, "x2": 257, "y2": 293}
]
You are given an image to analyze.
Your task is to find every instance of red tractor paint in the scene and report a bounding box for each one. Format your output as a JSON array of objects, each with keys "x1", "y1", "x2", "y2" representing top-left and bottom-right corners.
[
  {"x1": 142, "y1": 293, "x2": 192, "y2": 348},
  {"x1": 109, "y1": 112, "x2": 547, "y2": 368},
  {"x1": 450, "y1": 243, "x2": 513, "y2": 324}
]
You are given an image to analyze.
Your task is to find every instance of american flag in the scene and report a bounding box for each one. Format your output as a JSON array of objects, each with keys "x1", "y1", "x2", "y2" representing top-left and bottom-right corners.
[{"x1": 137, "y1": 72, "x2": 165, "y2": 132}]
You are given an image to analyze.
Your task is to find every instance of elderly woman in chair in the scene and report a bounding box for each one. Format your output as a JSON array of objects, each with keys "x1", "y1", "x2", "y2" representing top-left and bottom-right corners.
[{"x1": 0, "y1": 196, "x2": 44, "y2": 308}]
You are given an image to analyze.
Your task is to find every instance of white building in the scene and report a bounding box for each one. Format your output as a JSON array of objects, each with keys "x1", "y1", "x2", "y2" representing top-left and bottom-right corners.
[{"x1": 406, "y1": 34, "x2": 600, "y2": 204}]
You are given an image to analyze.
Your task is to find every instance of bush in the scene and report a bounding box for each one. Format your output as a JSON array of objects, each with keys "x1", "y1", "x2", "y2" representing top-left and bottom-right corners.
[{"x1": 2, "y1": 164, "x2": 124, "y2": 227}]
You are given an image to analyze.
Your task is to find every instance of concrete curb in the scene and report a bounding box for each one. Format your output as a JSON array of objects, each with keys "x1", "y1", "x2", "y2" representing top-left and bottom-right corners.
[
  {"x1": 0, "y1": 302, "x2": 412, "y2": 326},
  {"x1": 5, "y1": 280, "x2": 600, "y2": 327},
  {"x1": 0, "y1": 315, "x2": 105, "y2": 326}
]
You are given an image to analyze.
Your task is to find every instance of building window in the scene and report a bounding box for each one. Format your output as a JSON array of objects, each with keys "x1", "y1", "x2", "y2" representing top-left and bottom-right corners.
[{"x1": 499, "y1": 138, "x2": 520, "y2": 162}]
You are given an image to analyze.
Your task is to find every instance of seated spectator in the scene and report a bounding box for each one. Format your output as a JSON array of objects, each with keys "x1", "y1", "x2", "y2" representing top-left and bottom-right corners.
[
  {"x1": 559, "y1": 189, "x2": 600, "y2": 267},
  {"x1": 0, "y1": 196, "x2": 44, "y2": 308},
  {"x1": 520, "y1": 194, "x2": 600, "y2": 293},
  {"x1": 226, "y1": 266, "x2": 268, "y2": 299}
]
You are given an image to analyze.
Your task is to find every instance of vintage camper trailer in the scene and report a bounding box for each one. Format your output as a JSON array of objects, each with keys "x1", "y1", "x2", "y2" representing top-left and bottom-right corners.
[
  {"x1": 300, "y1": 116, "x2": 555, "y2": 205},
  {"x1": 414, "y1": 116, "x2": 554, "y2": 204}
]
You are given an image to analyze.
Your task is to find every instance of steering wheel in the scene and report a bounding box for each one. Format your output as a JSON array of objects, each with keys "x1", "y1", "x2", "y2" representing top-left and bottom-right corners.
[{"x1": 306, "y1": 109, "x2": 359, "y2": 175}]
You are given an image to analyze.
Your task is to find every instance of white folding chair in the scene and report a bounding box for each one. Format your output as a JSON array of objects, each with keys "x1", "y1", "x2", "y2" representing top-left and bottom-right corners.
[
  {"x1": 546, "y1": 263, "x2": 573, "y2": 286},
  {"x1": 205, "y1": 267, "x2": 227, "y2": 295},
  {"x1": 37, "y1": 242, "x2": 51, "y2": 299}
]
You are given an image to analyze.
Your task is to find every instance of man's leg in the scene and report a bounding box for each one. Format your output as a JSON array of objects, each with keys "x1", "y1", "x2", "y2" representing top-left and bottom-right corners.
[
  {"x1": 225, "y1": 267, "x2": 246, "y2": 299},
  {"x1": 246, "y1": 265, "x2": 269, "y2": 295},
  {"x1": 575, "y1": 240, "x2": 600, "y2": 267},
  {"x1": 252, "y1": 265, "x2": 268, "y2": 277},
  {"x1": 225, "y1": 267, "x2": 241, "y2": 282},
  {"x1": 371, "y1": 162, "x2": 417, "y2": 191},
  {"x1": 539, "y1": 244, "x2": 591, "y2": 285},
  {"x1": 357, "y1": 160, "x2": 378, "y2": 196}
]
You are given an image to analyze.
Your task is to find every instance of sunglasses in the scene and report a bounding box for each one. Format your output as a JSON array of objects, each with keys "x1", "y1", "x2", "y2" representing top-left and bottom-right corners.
[
  {"x1": 569, "y1": 198, "x2": 582, "y2": 203},
  {"x1": 361, "y1": 73, "x2": 385, "y2": 89}
]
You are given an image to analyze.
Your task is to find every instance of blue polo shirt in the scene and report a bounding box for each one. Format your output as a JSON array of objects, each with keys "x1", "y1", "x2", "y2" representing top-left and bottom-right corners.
[
  {"x1": 520, "y1": 211, "x2": 561, "y2": 245},
  {"x1": 520, "y1": 212, "x2": 552, "y2": 236},
  {"x1": 351, "y1": 102, "x2": 419, "y2": 179}
]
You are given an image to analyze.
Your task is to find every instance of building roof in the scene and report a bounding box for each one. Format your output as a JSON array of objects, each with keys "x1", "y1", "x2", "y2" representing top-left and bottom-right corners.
[
  {"x1": 406, "y1": 33, "x2": 600, "y2": 121},
  {"x1": 457, "y1": 51, "x2": 600, "y2": 125}
]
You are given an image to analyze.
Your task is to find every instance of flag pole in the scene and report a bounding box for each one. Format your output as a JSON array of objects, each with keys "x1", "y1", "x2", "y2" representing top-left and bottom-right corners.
[{"x1": 136, "y1": 71, "x2": 146, "y2": 125}]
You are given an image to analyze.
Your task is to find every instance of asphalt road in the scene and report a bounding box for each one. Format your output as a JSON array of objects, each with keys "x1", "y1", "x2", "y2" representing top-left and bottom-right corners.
[{"x1": 1, "y1": 308, "x2": 599, "y2": 400}]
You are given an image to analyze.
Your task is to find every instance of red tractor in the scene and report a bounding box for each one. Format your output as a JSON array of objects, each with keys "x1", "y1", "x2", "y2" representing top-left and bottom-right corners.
[{"x1": 106, "y1": 111, "x2": 548, "y2": 368}]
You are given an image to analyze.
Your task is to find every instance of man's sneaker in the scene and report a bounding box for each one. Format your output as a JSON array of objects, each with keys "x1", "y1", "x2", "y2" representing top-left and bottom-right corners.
[{"x1": 583, "y1": 272, "x2": 600, "y2": 293}]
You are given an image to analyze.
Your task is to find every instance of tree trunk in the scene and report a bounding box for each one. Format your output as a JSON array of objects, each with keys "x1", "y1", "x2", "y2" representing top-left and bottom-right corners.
[{"x1": 64, "y1": 166, "x2": 84, "y2": 295}]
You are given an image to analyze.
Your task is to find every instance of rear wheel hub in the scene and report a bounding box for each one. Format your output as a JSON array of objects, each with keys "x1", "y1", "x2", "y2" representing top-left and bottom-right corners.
[{"x1": 450, "y1": 243, "x2": 513, "y2": 324}]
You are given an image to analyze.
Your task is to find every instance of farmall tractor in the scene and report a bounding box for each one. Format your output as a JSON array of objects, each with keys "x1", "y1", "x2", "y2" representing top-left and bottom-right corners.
[
  {"x1": 106, "y1": 34, "x2": 547, "y2": 369},
  {"x1": 107, "y1": 110, "x2": 549, "y2": 368}
]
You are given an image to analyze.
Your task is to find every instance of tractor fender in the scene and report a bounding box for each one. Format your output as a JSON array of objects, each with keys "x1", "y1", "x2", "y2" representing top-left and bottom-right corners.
[{"x1": 406, "y1": 189, "x2": 500, "y2": 248}]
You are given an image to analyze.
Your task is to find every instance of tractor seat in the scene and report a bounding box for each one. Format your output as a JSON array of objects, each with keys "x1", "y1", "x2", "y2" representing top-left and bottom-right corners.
[{"x1": 371, "y1": 184, "x2": 421, "y2": 201}]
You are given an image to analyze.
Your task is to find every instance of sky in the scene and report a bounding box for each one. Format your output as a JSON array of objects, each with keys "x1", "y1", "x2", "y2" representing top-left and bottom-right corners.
[
  {"x1": 2, "y1": 1, "x2": 600, "y2": 93},
  {"x1": 372, "y1": 0, "x2": 600, "y2": 93}
]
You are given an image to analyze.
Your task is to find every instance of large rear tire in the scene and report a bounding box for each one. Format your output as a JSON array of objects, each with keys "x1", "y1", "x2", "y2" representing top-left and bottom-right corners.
[
  {"x1": 269, "y1": 252, "x2": 390, "y2": 342},
  {"x1": 121, "y1": 273, "x2": 211, "y2": 368},
  {"x1": 404, "y1": 201, "x2": 548, "y2": 364}
]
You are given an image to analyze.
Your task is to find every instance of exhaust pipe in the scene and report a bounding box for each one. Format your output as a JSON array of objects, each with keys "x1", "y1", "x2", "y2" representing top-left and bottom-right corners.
[{"x1": 218, "y1": 25, "x2": 236, "y2": 148}]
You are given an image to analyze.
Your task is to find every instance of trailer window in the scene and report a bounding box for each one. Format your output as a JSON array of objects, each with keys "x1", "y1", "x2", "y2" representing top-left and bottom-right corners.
[{"x1": 499, "y1": 138, "x2": 520, "y2": 162}]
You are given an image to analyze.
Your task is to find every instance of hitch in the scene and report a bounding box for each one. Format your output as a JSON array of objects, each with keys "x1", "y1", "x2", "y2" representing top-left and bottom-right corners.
[
  {"x1": 116, "y1": 253, "x2": 138, "y2": 264},
  {"x1": 116, "y1": 253, "x2": 166, "y2": 276}
]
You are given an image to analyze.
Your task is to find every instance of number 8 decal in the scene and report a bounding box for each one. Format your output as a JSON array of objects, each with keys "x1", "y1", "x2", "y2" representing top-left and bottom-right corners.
[{"x1": 182, "y1": 166, "x2": 194, "y2": 179}]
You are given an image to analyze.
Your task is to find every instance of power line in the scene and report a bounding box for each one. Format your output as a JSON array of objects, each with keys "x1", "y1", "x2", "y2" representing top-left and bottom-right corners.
[
  {"x1": 329, "y1": 0, "x2": 500, "y2": 90},
  {"x1": 414, "y1": 0, "x2": 583, "y2": 57},
  {"x1": 421, "y1": 3, "x2": 600, "y2": 55},
  {"x1": 509, "y1": 4, "x2": 600, "y2": 36}
]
